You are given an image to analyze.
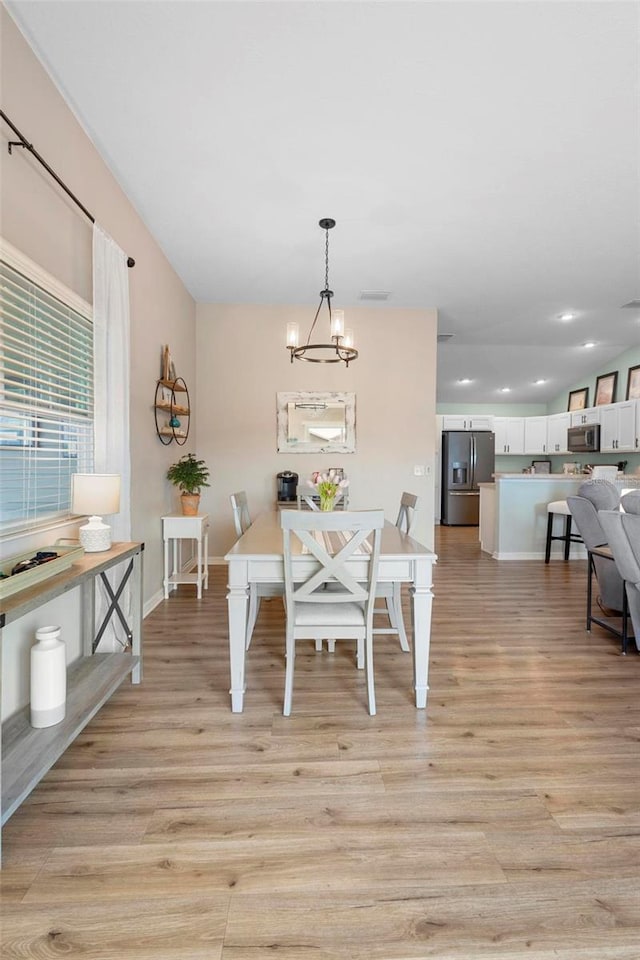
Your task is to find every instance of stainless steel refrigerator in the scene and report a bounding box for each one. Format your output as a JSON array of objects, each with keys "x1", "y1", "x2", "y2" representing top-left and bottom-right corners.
[{"x1": 441, "y1": 430, "x2": 495, "y2": 525}]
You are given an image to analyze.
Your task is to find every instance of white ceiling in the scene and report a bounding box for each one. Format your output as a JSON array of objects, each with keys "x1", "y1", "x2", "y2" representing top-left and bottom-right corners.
[{"x1": 6, "y1": 1, "x2": 640, "y2": 403}]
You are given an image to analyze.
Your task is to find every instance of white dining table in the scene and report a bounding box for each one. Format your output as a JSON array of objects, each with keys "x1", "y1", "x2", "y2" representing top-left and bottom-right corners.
[{"x1": 224, "y1": 511, "x2": 437, "y2": 713}]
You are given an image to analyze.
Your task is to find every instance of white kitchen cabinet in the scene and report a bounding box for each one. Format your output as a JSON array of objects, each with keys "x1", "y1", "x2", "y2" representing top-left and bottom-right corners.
[
  {"x1": 571, "y1": 406, "x2": 600, "y2": 426},
  {"x1": 599, "y1": 400, "x2": 638, "y2": 453},
  {"x1": 547, "y1": 412, "x2": 571, "y2": 454},
  {"x1": 524, "y1": 416, "x2": 548, "y2": 454},
  {"x1": 442, "y1": 415, "x2": 493, "y2": 431},
  {"x1": 493, "y1": 417, "x2": 525, "y2": 454}
]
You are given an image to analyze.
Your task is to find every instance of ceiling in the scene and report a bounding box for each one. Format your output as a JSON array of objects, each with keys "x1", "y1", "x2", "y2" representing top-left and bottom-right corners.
[{"x1": 6, "y1": 1, "x2": 640, "y2": 404}]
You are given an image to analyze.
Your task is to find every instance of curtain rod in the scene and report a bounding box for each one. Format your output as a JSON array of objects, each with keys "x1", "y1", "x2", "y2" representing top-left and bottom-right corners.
[{"x1": 0, "y1": 109, "x2": 135, "y2": 268}]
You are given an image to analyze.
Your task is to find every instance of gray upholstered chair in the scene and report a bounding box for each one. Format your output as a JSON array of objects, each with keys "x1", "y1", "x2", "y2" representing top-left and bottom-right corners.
[
  {"x1": 598, "y1": 491, "x2": 640, "y2": 653},
  {"x1": 567, "y1": 480, "x2": 624, "y2": 615}
]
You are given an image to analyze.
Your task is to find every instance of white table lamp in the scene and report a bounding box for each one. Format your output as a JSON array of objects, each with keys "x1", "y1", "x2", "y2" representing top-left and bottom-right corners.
[{"x1": 71, "y1": 473, "x2": 121, "y2": 552}]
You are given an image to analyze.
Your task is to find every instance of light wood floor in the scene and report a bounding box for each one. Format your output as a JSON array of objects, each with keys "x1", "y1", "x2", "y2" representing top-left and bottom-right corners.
[{"x1": 2, "y1": 527, "x2": 640, "y2": 959}]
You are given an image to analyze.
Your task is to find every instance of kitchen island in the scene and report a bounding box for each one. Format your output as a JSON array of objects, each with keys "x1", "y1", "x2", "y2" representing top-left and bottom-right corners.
[{"x1": 479, "y1": 474, "x2": 639, "y2": 560}]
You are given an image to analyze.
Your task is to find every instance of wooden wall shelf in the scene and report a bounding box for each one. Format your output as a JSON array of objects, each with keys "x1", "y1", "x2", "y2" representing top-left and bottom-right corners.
[{"x1": 154, "y1": 376, "x2": 190, "y2": 445}]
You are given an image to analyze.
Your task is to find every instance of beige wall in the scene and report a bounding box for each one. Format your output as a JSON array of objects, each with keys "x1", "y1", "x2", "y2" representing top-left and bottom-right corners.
[
  {"x1": 196, "y1": 304, "x2": 438, "y2": 555},
  {"x1": 1, "y1": 7, "x2": 196, "y2": 718}
]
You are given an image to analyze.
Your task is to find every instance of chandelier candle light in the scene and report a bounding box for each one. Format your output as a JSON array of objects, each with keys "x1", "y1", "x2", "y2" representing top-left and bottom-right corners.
[{"x1": 286, "y1": 218, "x2": 358, "y2": 367}]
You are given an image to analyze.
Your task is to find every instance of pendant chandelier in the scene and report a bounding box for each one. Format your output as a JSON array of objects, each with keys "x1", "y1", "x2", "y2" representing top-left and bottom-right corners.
[{"x1": 286, "y1": 218, "x2": 358, "y2": 366}]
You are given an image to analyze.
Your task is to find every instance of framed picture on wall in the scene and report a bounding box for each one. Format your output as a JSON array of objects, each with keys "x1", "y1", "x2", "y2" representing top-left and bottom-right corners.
[
  {"x1": 594, "y1": 371, "x2": 618, "y2": 406},
  {"x1": 568, "y1": 387, "x2": 589, "y2": 412},
  {"x1": 626, "y1": 364, "x2": 640, "y2": 400}
]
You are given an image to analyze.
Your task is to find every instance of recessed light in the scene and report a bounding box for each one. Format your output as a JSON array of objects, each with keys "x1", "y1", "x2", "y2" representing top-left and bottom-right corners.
[
  {"x1": 534, "y1": 379, "x2": 546, "y2": 385},
  {"x1": 582, "y1": 341, "x2": 596, "y2": 348},
  {"x1": 457, "y1": 378, "x2": 472, "y2": 384},
  {"x1": 559, "y1": 312, "x2": 575, "y2": 321},
  {"x1": 500, "y1": 387, "x2": 511, "y2": 393}
]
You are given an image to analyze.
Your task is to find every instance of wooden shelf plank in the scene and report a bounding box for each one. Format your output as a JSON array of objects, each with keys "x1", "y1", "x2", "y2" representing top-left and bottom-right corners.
[
  {"x1": 157, "y1": 379, "x2": 187, "y2": 392},
  {"x1": 2, "y1": 653, "x2": 139, "y2": 824}
]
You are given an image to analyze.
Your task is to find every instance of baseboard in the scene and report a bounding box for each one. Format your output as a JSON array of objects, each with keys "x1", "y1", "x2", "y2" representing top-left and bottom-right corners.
[
  {"x1": 492, "y1": 549, "x2": 587, "y2": 561},
  {"x1": 144, "y1": 589, "x2": 165, "y2": 618}
]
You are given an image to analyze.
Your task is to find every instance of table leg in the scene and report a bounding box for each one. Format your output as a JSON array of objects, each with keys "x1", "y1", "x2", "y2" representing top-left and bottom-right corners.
[
  {"x1": 131, "y1": 547, "x2": 143, "y2": 683},
  {"x1": 196, "y1": 531, "x2": 203, "y2": 599},
  {"x1": 410, "y1": 556, "x2": 435, "y2": 709},
  {"x1": 80, "y1": 577, "x2": 95, "y2": 657},
  {"x1": 203, "y1": 530, "x2": 209, "y2": 591},
  {"x1": 163, "y1": 536, "x2": 170, "y2": 600},
  {"x1": 227, "y1": 559, "x2": 250, "y2": 712}
]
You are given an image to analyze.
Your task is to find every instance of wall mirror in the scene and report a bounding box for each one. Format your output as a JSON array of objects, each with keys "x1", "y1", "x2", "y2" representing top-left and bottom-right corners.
[{"x1": 277, "y1": 391, "x2": 356, "y2": 454}]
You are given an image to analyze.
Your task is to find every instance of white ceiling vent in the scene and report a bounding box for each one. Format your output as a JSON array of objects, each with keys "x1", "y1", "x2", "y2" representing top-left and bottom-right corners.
[
  {"x1": 359, "y1": 290, "x2": 390, "y2": 301},
  {"x1": 621, "y1": 299, "x2": 640, "y2": 308},
  {"x1": 437, "y1": 334, "x2": 455, "y2": 343}
]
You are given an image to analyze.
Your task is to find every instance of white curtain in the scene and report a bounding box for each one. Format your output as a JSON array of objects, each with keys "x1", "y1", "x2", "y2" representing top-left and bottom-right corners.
[{"x1": 93, "y1": 224, "x2": 131, "y2": 651}]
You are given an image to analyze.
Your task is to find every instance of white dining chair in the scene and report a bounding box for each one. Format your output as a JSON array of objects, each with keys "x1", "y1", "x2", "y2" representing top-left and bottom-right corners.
[
  {"x1": 230, "y1": 490, "x2": 252, "y2": 538},
  {"x1": 230, "y1": 491, "x2": 284, "y2": 649},
  {"x1": 280, "y1": 509, "x2": 384, "y2": 716},
  {"x1": 372, "y1": 492, "x2": 420, "y2": 652}
]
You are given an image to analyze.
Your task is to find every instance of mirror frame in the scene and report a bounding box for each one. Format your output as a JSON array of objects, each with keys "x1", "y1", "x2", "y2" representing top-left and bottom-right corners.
[{"x1": 277, "y1": 391, "x2": 356, "y2": 454}]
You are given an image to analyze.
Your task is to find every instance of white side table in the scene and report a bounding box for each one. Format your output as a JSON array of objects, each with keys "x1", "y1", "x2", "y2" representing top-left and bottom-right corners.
[{"x1": 162, "y1": 514, "x2": 209, "y2": 599}]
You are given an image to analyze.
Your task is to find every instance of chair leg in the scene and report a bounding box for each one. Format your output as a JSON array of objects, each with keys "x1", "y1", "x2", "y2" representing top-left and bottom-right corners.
[
  {"x1": 246, "y1": 586, "x2": 260, "y2": 649},
  {"x1": 392, "y1": 583, "x2": 410, "y2": 652},
  {"x1": 365, "y1": 629, "x2": 376, "y2": 716},
  {"x1": 356, "y1": 637, "x2": 364, "y2": 669},
  {"x1": 564, "y1": 515, "x2": 572, "y2": 562},
  {"x1": 545, "y1": 512, "x2": 553, "y2": 563},
  {"x1": 283, "y1": 629, "x2": 295, "y2": 716}
]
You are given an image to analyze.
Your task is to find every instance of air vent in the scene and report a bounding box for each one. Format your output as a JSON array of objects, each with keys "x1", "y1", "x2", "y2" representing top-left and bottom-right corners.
[
  {"x1": 437, "y1": 334, "x2": 454, "y2": 343},
  {"x1": 359, "y1": 290, "x2": 390, "y2": 301},
  {"x1": 621, "y1": 300, "x2": 640, "y2": 308}
]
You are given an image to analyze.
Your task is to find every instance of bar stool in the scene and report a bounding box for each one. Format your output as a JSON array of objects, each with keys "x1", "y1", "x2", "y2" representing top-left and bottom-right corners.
[{"x1": 545, "y1": 500, "x2": 582, "y2": 562}]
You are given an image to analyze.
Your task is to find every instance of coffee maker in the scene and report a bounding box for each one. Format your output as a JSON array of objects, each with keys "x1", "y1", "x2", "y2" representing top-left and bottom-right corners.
[{"x1": 277, "y1": 471, "x2": 298, "y2": 502}]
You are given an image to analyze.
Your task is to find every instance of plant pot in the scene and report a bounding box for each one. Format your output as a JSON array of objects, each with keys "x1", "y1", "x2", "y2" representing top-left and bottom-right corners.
[{"x1": 181, "y1": 493, "x2": 200, "y2": 516}]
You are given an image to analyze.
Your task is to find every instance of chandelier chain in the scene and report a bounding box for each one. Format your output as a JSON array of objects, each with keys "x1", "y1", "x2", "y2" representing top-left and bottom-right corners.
[{"x1": 324, "y1": 225, "x2": 330, "y2": 292}]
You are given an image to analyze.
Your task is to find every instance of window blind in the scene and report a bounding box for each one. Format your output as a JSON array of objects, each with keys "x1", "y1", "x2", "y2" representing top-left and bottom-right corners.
[{"x1": 0, "y1": 256, "x2": 94, "y2": 536}]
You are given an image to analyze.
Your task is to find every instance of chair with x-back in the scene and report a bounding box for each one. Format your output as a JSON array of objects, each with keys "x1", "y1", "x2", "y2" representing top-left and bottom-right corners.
[
  {"x1": 230, "y1": 491, "x2": 283, "y2": 649},
  {"x1": 280, "y1": 509, "x2": 384, "y2": 716},
  {"x1": 373, "y1": 492, "x2": 420, "y2": 652}
]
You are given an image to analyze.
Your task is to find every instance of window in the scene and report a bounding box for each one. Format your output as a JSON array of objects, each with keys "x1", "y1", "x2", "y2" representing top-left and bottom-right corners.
[{"x1": 0, "y1": 242, "x2": 94, "y2": 537}]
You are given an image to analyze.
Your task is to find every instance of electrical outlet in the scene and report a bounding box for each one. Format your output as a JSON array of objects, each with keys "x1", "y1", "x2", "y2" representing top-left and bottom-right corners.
[{"x1": 413, "y1": 465, "x2": 425, "y2": 476}]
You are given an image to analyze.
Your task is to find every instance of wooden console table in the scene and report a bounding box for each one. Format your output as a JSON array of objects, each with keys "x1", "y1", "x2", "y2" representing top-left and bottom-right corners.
[{"x1": 0, "y1": 541, "x2": 144, "y2": 854}]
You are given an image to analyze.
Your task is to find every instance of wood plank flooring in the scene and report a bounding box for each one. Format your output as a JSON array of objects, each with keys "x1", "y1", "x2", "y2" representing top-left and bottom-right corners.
[{"x1": 2, "y1": 526, "x2": 640, "y2": 959}]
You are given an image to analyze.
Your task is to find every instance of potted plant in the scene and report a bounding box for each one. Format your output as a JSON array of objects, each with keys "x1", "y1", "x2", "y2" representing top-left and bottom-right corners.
[{"x1": 166, "y1": 453, "x2": 210, "y2": 515}]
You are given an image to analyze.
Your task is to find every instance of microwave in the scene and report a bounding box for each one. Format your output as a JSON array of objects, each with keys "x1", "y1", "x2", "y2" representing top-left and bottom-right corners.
[{"x1": 567, "y1": 424, "x2": 600, "y2": 453}]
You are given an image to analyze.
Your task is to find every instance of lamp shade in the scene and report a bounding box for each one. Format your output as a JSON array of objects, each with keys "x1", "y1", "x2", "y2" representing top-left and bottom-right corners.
[
  {"x1": 71, "y1": 474, "x2": 121, "y2": 516},
  {"x1": 71, "y1": 474, "x2": 121, "y2": 552}
]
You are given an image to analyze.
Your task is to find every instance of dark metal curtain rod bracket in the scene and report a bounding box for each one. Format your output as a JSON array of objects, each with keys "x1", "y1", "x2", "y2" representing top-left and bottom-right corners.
[{"x1": 1, "y1": 109, "x2": 135, "y2": 268}]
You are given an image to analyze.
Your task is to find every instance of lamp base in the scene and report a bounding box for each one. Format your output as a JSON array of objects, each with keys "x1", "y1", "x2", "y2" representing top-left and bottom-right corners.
[{"x1": 79, "y1": 516, "x2": 112, "y2": 552}]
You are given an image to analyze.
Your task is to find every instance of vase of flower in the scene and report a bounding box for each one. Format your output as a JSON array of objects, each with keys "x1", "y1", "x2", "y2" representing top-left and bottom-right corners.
[{"x1": 308, "y1": 470, "x2": 349, "y2": 511}]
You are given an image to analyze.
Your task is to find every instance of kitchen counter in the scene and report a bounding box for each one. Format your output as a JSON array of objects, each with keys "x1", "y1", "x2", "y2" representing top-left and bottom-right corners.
[
  {"x1": 479, "y1": 474, "x2": 639, "y2": 559},
  {"x1": 493, "y1": 473, "x2": 597, "y2": 480}
]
